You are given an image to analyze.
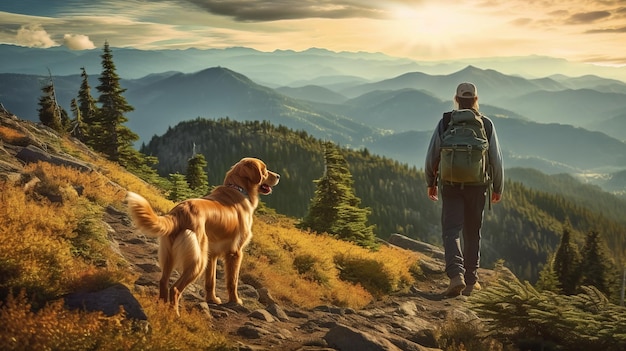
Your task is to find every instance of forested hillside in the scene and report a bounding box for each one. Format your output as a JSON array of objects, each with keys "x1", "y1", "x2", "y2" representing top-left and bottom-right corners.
[{"x1": 141, "y1": 117, "x2": 626, "y2": 283}]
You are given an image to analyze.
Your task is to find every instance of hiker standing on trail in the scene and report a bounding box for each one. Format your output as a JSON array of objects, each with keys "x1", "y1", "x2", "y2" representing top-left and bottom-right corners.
[{"x1": 424, "y1": 82, "x2": 504, "y2": 297}]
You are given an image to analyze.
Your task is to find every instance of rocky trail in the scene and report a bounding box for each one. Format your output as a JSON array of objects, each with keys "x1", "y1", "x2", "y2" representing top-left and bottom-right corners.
[{"x1": 104, "y1": 204, "x2": 506, "y2": 351}]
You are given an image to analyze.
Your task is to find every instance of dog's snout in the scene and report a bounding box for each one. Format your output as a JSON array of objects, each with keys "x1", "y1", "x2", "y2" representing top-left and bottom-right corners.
[{"x1": 276, "y1": 173, "x2": 280, "y2": 179}]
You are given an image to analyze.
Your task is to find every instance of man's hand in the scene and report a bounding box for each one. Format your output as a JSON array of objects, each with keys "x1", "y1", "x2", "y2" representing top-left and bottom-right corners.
[
  {"x1": 491, "y1": 192, "x2": 502, "y2": 204},
  {"x1": 427, "y1": 186, "x2": 438, "y2": 201}
]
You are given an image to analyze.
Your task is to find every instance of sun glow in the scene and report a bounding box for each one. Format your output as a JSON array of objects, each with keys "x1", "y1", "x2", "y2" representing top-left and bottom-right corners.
[
  {"x1": 381, "y1": 3, "x2": 495, "y2": 59},
  {"x1": 390, "y1": 4, "x2": 465, "y2": 35}
]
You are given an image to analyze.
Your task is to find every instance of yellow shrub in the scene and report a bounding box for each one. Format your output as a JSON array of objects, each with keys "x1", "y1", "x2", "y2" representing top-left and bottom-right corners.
[
  {"x1": 0, "y1": 291, "x2": 234, "y2": 351},
  {"x1": 134, "y1": 293, "x2": 234, "y2": 350},
  {"x1": 0, "y1": 125, "x2": 28, "y2": 145},
  {"x1": 242, "y1": 214, "x2": 420, "y2": 309},
  {"x1": 0, "y1": 164, "x2": 132, "y2": 306},
  {"x1": 59, "y1": 138, "x2": 173, "y2": 213},
  {"x1": 0, "y1": 182, "x2": 82, "y2": 304}
]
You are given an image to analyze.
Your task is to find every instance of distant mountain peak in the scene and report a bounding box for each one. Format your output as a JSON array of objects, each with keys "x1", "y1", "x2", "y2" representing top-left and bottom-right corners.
[
  {"x1": 457, "y1": 65, "x2": 486, "y2": 74},
  {"x1": 194, "y1": 66, "x2": 253, "y2": 83}
]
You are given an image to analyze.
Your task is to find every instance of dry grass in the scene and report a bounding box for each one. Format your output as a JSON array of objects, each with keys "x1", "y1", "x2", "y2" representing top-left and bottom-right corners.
[
  {"x1": 0, "y1": 163, "x2": 131, "y2": 305},
  {"x1": 243, "y1": 213, "x2": 421, "y2": 309},
  {"x1": 0, "y1": 125, "x2": 28, "y2": 145},
  {"x1": 0, "y1": 291, "x2": 233, "y2": 351},
  {"x1": 0, "y1": 160, "x2": 233, "y2": 350}
]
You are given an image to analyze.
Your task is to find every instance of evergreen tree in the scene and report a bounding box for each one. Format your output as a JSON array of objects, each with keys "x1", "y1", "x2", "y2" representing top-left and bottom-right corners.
[
  {"x1": 299, "y1": 141, "x2": 377, "y2": 249},
  {"x1": 536, "y1": 253, "x2": 561, "y2": 293},
  {"x1": 553, "y1": 222, "x2": 582, "y2": 295},
  {"x1": 37, "y1": 74, "x2": 65, "y2": 133},
  {"x1": 168, "y1": 173, "x2": 193, "y2": 202},
  {"x1": 60, "y1": 107, "x2": 71, "y2": 132},
  {"x1": 186, "y1": 153, "x2": 209, "y2": 196},
  {"x1": 69, "y1": 98, "x2": 86, "y2": 140},
  {"x1": 76, "y1": 67, "x2": 99, "y2": 146},
  {"x1": 95, "y1": 41, "x2": 138, "y2": 164},
  {"x1": 580, "y1": 230, "x2": 613, "y2": 297}
]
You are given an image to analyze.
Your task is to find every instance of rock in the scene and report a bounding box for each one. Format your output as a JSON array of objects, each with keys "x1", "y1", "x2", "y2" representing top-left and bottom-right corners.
[
  {"x1": 286, "y1": 309, "x2": 310, "y2": 319},
  {"x1": 324, "y1": 323, "x2": 403, "y2": 351},
  {"x1": 409, "y1": 329, "x2": 440, "y2": 349},
  {"x1": 64, "y1": 283, "x2": 147, "y2": 321},
  {"x1": 388, "y1": 234, "x2": 445, "y2": 260},
  {"x1": 195, "y1": 302, "x2": 212, "y2": 319},
  {"x1": 16, "y1": 144, "x2": 92, "y2": 172},
  {"x1": 237, "y1": 322, "x2": 271, "y2": 339},
  {"x1": 313, "y1": 305, "x2": 344, "y2": 315},
  {"x1": 136, "y1": 262, "x2": 161, "y2": 273},
  {"x1": 266, "y1": 303, "x2": 290, "y2": 321},
  {"x1": 238, "y1": 284, "x2": 260, "y2": 300},
  {"x1": 419, "y1": 258, "x2": 445, "y2": 275},
  {"x1": 397, "y1": 301, "x2": 418, "y2": 316},
  {"x1": 257, "y1": 287, "x2": 277, "y2": 305},
  {"x1": 248, "y1": 309, "x2": 275, "y2": 322}
]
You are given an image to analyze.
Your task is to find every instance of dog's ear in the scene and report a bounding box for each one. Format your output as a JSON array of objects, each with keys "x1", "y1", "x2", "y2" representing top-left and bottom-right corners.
[{"x1": 242, "y1": 158, "x2": 266, "y2": 185}]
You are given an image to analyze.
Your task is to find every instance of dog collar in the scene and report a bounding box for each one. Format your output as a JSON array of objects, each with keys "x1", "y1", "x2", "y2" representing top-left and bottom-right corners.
[{"x1": 226, "y1": 183, "x2": 249, "y2": 198}]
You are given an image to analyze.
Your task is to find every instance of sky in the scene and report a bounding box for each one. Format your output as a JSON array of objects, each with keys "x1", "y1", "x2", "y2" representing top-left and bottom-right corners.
[{"x1": 1, "y1": 0, "x2": 626, "y2": 66}]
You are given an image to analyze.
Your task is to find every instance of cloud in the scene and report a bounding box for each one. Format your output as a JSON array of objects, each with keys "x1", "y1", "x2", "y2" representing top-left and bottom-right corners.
[
  {"x1": 63, "y1": 33, "x2": 96, "y2": 50},
  {"x1": 184, "y1": 0, "x2": 386, "y2": 22},
  {"x1": 586, "y1": 26, "x2": 626, "y2": 33},
  {"x1": 15, "y1": 24, "x2": 57, "y2": 48},
  {"x1": 566, "y1": 11, "x2": 611, "y2": 24}
]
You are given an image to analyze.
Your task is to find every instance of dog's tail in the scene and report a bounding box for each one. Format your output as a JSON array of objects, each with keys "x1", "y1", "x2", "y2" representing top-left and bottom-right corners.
[{"x1": 126, "y1": 191, "x2": 177, "y2": 237}]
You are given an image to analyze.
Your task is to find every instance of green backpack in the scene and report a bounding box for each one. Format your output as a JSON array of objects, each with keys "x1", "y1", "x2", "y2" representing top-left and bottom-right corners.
[{"x1": 439, "y1": 109, "x2": 490, "y2": 185}]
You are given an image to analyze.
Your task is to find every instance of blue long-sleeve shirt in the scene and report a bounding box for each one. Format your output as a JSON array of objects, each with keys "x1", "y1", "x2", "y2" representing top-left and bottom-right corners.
[{"x1": 425, "y1": 112, "x2": 504, "y2": 194}]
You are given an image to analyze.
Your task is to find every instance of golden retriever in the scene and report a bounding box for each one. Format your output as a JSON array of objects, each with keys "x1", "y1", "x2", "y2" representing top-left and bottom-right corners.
[{"x1": 126, "y1": 157, "x2": 279, "y2": 314}]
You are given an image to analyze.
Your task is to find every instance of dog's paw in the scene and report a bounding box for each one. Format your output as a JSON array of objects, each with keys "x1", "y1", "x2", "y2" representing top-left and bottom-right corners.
[{"x1": 206, "y1": 296, "x2": 222, "y2": 304}]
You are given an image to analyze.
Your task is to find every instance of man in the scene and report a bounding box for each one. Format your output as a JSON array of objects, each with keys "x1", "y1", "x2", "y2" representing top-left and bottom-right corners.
[{"x1": 424, "y1": 82, "x2": 504, "y2": 297}]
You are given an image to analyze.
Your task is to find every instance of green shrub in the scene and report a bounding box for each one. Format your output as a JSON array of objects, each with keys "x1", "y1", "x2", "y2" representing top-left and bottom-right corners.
[
  {"x1": 333, "y1": 253, "x2": 394, "y2": 297},
  {"x1": 293, "y1": 254, "x2": 330, "y2": 285},
  {"x1": 470, "y1": 279, "x2": 626, "y2": 351},
  {"x1": 438, "y1": 317, "x2": 502, "y2": 351}
]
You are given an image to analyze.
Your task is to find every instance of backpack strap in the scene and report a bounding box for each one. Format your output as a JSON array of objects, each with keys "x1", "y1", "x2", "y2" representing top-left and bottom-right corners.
[{"x1": 440, "y1": 110, "x2": 492, "y2": 140}]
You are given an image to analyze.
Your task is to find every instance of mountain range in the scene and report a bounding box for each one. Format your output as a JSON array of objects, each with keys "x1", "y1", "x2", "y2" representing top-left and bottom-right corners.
[{"x1": 1, "y1": 44, "x2": 626, "y2": 195}]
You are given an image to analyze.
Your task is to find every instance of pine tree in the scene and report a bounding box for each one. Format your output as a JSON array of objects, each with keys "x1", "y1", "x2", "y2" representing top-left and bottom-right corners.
[
  {"x1": 299, "y1": 141, "x2": 377, "y2": 249},
  {"x1": 536, "y1": 253, "x2": 561, "y2": 293},
  {"x1": 95, "y1": 41, "x2": 138, "y2": 164},
  {"x1": 186, "y1": 153, "x2": 209, "y2": 196},
  {"x1": 168, "y1": 173, "x2": 193, "y2": 201},
  {"x1": 76, "y1": 67, "x2": 99, "y2": 146},
  {"x1": 69, "y1": 98, "x2": 86, "y2": 140},
  {"x1": 580, "y1": 230, "x2": 613, "y2": 297},
  {"x1": 59, "y1": 108, "x2": 71, "y2": 132},
  {"x1": 37, "y1": 74, "x2": 65, "y2": 133},
  {"x1": 553, "y1": 222, "x2": 582, "y2": 295}
]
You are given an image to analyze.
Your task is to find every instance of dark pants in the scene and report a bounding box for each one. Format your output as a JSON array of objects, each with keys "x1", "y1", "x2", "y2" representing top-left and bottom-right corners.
[{"x1": 441, "y1": 183, "x2": 487, "y2": 285}]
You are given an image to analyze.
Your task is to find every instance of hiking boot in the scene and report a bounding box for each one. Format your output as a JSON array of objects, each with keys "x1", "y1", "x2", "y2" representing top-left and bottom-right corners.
[
  {"x1": 462, "y1": 281, "x2": 482, "y2": 296},
  {"x1": 443, "y1": 274, "x2": 466, "y2": 297}
]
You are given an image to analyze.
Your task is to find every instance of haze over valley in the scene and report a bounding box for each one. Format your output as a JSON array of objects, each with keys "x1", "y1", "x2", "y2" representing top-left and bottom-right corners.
[{"x1": 1, "y1": 44, "x2": 626, "y2": 195}]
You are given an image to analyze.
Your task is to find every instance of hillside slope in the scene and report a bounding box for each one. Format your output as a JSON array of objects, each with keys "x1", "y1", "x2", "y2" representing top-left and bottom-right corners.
[
  {"x1": 2, "y1": 110, "x2": 625, "y2": 351},
  {"x1": 0, "y1": 108, "x2": 517, "y2": 351}
]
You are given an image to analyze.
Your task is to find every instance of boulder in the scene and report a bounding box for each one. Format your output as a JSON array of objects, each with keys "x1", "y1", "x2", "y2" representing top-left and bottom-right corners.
[
  {"x1": 64, "y1": 283, "x2": 147, "y2": 321},
  {"x1": 388, "y1": 234, "x2": 445, "y2": 260},
  {"x1": 16, "y1": 144, "x2": 92, "y2": 172}
]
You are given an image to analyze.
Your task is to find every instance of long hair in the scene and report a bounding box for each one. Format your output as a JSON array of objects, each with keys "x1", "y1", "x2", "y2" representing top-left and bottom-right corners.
[{"x1": 454, "y1": 96, "x2": 479, "y2": 110}]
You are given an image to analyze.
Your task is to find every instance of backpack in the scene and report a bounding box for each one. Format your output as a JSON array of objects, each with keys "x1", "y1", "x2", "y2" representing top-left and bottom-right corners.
[{"x1": 439, "y1": 109, "x2": 490, "y2": 185}]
